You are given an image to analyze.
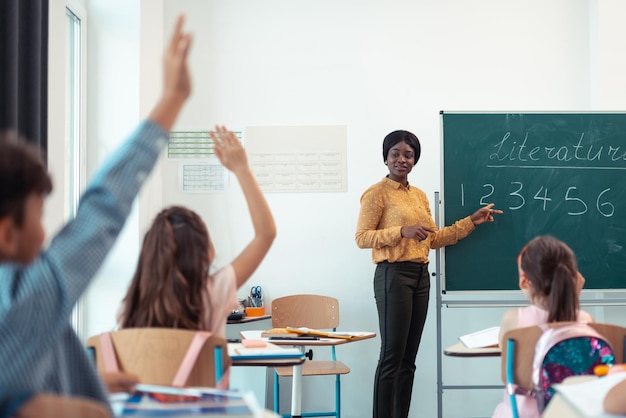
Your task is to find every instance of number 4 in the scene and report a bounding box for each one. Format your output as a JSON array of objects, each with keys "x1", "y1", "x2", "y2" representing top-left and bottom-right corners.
[{"x1": 534, "y1": 186, "x2": 552, "y2": 211}]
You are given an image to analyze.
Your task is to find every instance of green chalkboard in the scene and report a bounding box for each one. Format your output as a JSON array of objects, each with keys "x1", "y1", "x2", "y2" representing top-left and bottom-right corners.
[{"x1": 442, "y1": 112, "x2": 626, "y2": 291}]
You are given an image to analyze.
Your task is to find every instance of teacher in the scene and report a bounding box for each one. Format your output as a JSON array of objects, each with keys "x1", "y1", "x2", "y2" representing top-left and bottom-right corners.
[{"x1": 355, "y1": 130, "x2": 502, "y2": 418}]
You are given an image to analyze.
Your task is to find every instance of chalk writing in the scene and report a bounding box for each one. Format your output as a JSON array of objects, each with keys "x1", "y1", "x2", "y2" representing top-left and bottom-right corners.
[
  {"x1": 489, "y1": 132, "x2": 626, "y2": 165},
  {"x1": 467, "y1": 182, "x2": 614, "y2": 217}
]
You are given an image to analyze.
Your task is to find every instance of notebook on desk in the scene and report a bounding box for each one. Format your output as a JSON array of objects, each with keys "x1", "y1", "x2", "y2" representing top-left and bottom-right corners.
[
  {"x1": 227, "y1": 342, "x2": 304, "y2": 360},
  {"x1": 459, "y1": 326, "x2": 500, "y2": 349}
]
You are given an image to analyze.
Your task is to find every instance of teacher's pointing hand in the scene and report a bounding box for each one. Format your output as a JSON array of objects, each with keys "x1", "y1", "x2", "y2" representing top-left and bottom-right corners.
[{"x1": 470, "y1": 203, "x2": 503, "y2": 225}]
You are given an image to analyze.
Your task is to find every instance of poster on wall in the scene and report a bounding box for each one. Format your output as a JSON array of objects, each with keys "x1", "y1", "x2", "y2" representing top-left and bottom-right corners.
[
  {"x1": 245, "y1": 125, "x2": 347, "y2": 193},
  {"x1": 167, "y1": 130, "x2": 242, "y2": 193}
]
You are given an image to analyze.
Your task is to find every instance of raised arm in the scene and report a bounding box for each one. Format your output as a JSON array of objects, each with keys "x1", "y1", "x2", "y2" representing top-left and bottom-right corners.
[
  {"x1": 210, "y1": 126, "x2": 276, "y2": 288},
  {"x1": 148, "y1": 15, "x2": 192, "y2": 131}
]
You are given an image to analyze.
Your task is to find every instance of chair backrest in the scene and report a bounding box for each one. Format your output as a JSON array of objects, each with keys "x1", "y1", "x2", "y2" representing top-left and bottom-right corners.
[
  {"x1": 271, "y1": 294, "x2": 340, "y2": 329},
  {"x1": 501, "y1": 322, "x2": 625, "y2": 413},
  {"x1": 86, "y1": 327, "x2": 230, "y2": 387}
]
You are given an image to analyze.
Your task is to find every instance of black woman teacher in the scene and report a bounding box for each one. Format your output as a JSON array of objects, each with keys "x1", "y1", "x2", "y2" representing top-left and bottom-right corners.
[{"x1": 355, "y1": 130, "x2": 502, "y2": 418}]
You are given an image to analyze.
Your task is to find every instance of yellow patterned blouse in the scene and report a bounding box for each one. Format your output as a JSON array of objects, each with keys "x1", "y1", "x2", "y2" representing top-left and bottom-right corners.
[{"x1": 355, "y1": 177, "x2": 475, "y2": 264}]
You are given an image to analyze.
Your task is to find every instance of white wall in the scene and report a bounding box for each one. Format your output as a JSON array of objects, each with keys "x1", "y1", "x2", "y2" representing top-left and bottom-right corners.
[{"x1": 45, "y1": 0, "x2": 626, "y2": 417}]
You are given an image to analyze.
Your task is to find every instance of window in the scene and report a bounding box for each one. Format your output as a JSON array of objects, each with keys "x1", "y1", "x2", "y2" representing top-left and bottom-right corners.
[
  {"x1": 65, "y1": 5, "x2": 85, "y2": 338},
  {"x1": 66, "y1": 7, "x2": 81, "y2": 218}
]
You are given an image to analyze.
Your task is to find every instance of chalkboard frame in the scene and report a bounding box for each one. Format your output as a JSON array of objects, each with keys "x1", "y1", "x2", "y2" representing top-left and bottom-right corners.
[{"x1": 440, "y1": 111, "x2": 626, "y2": 292}]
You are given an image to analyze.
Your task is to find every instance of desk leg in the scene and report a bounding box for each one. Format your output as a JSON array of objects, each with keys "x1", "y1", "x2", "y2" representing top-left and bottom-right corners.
[{"x1": 291, "y1": 363, "x2": 303, "y2": 418}]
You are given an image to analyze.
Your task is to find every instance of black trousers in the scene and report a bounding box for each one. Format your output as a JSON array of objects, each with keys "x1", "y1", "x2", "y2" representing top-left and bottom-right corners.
[{"x1": 372, "y1": 261, "x2": 430, "y2": 418}]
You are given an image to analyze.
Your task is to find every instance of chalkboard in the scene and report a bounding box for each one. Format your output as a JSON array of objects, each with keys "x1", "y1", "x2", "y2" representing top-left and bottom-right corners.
[{"x1": 441, "y1": 112, "x2": 626, "y2": 291}]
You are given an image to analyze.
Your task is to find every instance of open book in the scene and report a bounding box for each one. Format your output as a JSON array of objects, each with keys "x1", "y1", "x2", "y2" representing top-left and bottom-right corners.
[
  {"x1": 458, "y1": 326, "x2": 500, "y2": 349},
  {"x1": 257, "y1": 328, "x2": 376, "y2": 340},
  {"x1": 285, "y1": 327, "x2": 376, "y2": 340},
  {"x1": 116, "y1": 385, "x2": 262, "y2": 417}
]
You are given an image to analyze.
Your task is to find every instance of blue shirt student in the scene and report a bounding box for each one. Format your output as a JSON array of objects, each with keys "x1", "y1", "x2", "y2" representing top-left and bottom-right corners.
[{"x1": 0, "y1": 121, "x2": 168, "y2": 406}]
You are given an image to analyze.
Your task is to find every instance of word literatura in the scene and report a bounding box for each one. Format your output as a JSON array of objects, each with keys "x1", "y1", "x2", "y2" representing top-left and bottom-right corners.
[{"x1": 489, "y1": 132, "x2": 626, "y2": 163}]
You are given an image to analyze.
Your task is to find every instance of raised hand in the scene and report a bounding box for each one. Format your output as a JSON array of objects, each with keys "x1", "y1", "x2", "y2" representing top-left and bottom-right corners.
[
  {"x1": 148, "y1": 15, "x2": 193, "y2": 131},
  {"x1": 162, "y1": 15, "x2": 193, "y2": 104},
  {"x1": 210, "y1": 125, "x2": 249, "y2": 174}
]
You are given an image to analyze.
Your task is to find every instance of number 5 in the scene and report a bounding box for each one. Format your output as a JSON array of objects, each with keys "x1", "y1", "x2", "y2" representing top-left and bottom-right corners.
[{"x1": 565, "y1": 187, "x2": 587, "y2": 216}]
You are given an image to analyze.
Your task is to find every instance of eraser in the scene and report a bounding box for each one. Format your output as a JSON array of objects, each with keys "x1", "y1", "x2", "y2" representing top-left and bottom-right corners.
[{"x1": 241, "y1": 339, "x2": 267, "y2": 348}]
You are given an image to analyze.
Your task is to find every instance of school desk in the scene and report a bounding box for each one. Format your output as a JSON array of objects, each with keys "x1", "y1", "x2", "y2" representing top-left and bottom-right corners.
[
  {"x1": 240, "y1": 330, "x2": 376, "y2": 418},
  {"x1": 442, "y1": 341, "x2": 503, "y2": 417}
]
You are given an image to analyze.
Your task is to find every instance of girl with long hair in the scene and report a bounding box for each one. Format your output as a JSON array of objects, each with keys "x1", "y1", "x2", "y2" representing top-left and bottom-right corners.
[
  {"x1": 492, "y1": 235, "x2": 591, "y2": 418},
  {"x1": 118, "y1": 126, "x2": 276, "y2": 338}
]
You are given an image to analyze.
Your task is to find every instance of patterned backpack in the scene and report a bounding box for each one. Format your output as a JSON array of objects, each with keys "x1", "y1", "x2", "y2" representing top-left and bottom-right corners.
[{"x1": 531, "y1": 322, "x2": 615, "y2": 411}]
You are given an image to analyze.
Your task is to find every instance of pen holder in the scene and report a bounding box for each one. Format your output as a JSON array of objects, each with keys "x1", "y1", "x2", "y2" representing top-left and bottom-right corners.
[
  {"x1": 245, "y1": 306, "x2": 265, "y2": 317},
  {"x1": 244, "y1": 295, "x2": 263, "y2": 309}
]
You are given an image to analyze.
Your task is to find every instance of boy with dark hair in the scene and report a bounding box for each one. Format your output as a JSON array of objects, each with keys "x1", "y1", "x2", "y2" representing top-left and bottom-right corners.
[{"x1": 0, "y1": 15, "x2": 193, "y2": 416}]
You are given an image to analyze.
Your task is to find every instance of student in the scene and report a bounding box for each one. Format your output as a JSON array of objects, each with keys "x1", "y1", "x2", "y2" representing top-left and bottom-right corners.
[
  {"x1": 0, "y1": 14, "x2": 192, "y2": 414},
  {"x1": 491, "y1": 235, "x2": 592, "y2": 418},
  {"x1": 117, "y1": 125, "x2": 276, "y2": 338}
]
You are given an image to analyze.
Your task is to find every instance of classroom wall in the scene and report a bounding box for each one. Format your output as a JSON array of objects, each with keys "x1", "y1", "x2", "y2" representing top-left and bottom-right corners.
[{"x1": 69, "y1": 1, "x2": 626, "y2": 417}]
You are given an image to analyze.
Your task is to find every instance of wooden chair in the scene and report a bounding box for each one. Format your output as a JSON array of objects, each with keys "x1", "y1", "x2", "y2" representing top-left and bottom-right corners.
[
  {"x1": 86, "y1": 328, "x2": 231, "y2": 388},
  {"x1": 15, "y1": 394, "x2": 109, "y2": 418},
  {"x1": 501, "y1": 322, "x2": 626, "y2": 418},
  {"x1": 271, "y1": 294, "x2": 350, "y2": 418}
]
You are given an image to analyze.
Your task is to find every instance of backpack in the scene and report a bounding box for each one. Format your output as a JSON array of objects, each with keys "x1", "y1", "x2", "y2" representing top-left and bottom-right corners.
[{"x1": 531, "y1": 322, "x2": 615, "y2": 411}]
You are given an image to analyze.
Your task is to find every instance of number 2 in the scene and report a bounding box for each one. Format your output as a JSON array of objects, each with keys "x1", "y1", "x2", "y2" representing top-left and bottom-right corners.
[{"x1": 479, "y1": 184, "x2": 494, "y2": 206}]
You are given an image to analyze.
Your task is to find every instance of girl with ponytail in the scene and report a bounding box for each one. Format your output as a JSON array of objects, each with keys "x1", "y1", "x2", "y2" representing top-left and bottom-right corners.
[{"x1": 491, "y1": 235, "x2": 592, "y2": 418}]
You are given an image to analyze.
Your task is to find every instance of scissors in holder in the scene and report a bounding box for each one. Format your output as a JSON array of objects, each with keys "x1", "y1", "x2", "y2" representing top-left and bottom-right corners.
[{"x1": 250, "y1": 286, "x2": 262, "y2": 307}]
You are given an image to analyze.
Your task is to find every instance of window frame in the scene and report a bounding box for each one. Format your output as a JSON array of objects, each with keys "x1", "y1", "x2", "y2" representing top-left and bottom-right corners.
[{"x1": 65, "y1": 0, "x2": 88, "y2": 339}]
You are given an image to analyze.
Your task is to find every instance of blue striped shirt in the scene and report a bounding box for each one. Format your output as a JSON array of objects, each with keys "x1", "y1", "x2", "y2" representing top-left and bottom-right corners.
[{"x1": 0, "y1": 121, "x2": 168, "y2": 407}]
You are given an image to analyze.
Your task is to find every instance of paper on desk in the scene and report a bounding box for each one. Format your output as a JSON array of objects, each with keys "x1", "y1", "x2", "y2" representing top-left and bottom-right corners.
[
  {"x1": 552, "y1": 373, "x2": 626, "y2": 418},
  {"x1": 458, "y1": 326, "x2": 500, "y2": 349}
]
